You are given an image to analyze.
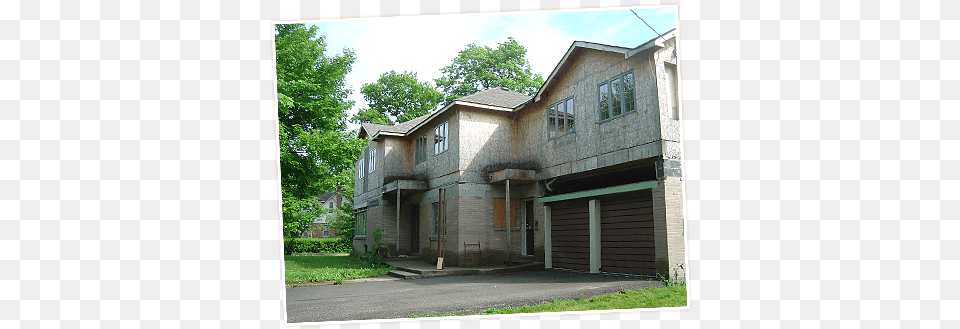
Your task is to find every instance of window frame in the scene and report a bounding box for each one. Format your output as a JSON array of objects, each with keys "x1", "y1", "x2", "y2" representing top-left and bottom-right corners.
[
  {"x1": 415, "y1": 134, "x2": 428, "y2": 164},
  {"x1": 355, "y1": 210, "x2": 367, "y2": 237},
  {"x1": 433, "y1": 121, "x2": 448, "y2": 155},
  {"x1": 356, "y1": 156, "x2": 364, "y2": 179},
  {"x1": 367, "y1": 148, "x2": 376, "y2": 174},
  {"x1": 547, "y1": 96, "x2": 575, "y2": 139},
  {"x1": 598, "y1": 70, "x2": 637, "y2": 123}
]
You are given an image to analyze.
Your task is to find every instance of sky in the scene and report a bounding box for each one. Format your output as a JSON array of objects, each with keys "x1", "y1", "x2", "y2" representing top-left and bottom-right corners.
[{"x1": 304, "y1": 6, "x2": 677, "y2": 131}]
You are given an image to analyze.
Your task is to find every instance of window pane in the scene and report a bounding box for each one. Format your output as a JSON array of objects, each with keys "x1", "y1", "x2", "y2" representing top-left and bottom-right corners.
[
  {"x1": 599, "y1": 82, "x2": 610, "y2": 121},
  {"x1": 556, "y1": 101, "x2": 565, "y2": 136},
  {"x1": 547, "y1": 105, "x2": 555, "y2": 138},
  {"x1": 611, "y1": 77, "x2": 622, "y2": 116},
  {"x1": 623, "y1": 72, "x2": 636, "y2": 113},
  {"x1": 566, "y1": 98, "x2": 575, "y2": 132}
]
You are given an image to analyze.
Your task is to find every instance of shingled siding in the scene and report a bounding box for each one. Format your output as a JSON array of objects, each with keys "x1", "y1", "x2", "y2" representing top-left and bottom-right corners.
[
  {"x1": 510, "y1": 46, "x2": 675, "y2": 180},
  {"x1": 457, "y1": 108, "x2": 520, "y2": 183},
  {"x1": 409, "y1": 109, "x2": 460, "y2": 189}
]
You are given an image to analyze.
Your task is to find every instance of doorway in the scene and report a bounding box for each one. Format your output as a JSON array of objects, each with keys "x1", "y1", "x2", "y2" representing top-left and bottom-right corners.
[
  {"x1": 524, "y1": 200, "x2": 534, "y2": 256},
  {"x1": 410, "y1": 205, "x2": 420, "y2": 255}
]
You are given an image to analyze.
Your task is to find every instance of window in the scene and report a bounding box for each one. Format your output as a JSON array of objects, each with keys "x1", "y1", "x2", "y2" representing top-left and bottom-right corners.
[
  {"x1": 328, "y1": 202, "x2": 334, "y2": 209},
  {"x1": 665, "y1": 62, "x2": 679, "y2": 120},
  {"x1": 433, "y1": 121, "x2": 448, "y2": 155},
  {"x1": 355, "y1": 211, "x2": 366, "y2": 236},
  {"x1": 322, "y1": 225, "x2": 329, "y2": 237},
  {"x1": 415, "y1": 134, "x2": 428, "y2": 164},
  {"x1": 548, "y1": 97, "x2": 575, "y2": 139},
  {"x1": 368, "y1": 148, "x2": 376, "y2": 173},
  {"x1": 432, "y1": 202, "x2": 443, "y2": 235},
  {"x1": 356, "y1": 157, "x2": 364, "y2": 179},
  {"x1": 493, "y1": 198, "x2": 518, "y2": 228},
  {"x1": 599, "y1": 71, "x2": 636, "y2": 121}
]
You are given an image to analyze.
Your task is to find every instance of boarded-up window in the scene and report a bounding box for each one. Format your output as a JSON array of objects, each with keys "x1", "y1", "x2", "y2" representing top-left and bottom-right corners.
[{"x1": 493, "y1": 198, "x2": 518, "y2": 228}]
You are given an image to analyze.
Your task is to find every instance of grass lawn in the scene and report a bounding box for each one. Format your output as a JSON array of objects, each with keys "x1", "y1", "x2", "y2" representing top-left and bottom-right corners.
[
  {"x1": 284, "y1": 255, "x2": 394, "y2": 283},
  {"x1": 413, "y1": 284, "x2": 686, "y2": 318}
]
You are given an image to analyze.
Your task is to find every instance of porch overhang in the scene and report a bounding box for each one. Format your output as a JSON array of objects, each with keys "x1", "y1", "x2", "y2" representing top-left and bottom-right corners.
[
  {"x1": 489, "y1": 169, "x2": 537, "y2": 185},
  {"x1": 382, "y1": 179, "x2": 429, "y2": 195},
  {"x1": 538, "y1": 180, "x2": 659, "y2": 203}
]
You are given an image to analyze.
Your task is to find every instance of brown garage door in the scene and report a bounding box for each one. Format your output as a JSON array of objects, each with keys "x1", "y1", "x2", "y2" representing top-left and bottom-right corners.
[
  {"x1": 599, "y1": 191, "x2": 656, "y2": 276},
  {"x1": 549, "y1": 199, "x2": 589, "y2": 271}
]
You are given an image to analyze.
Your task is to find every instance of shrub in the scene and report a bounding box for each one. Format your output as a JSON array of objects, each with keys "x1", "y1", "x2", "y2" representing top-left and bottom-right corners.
[{"x1": 284, "y1": 238, "x2": 352, "y2": 254}]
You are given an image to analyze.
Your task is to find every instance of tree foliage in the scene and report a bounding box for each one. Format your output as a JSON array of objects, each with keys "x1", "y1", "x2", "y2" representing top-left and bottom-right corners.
[
  {"x1": 434, "y1": 37, "x2": 545, "y2": 103},
  {"x1": 352, "y1": 70, "x2": 443, "y2": 125},
  {"x1": 275, "y1": 23, "x2": 365, "y2": 238}
]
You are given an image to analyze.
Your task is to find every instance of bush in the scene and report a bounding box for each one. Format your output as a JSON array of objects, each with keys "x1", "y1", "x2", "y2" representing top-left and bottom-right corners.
[{"x1": 284, "y1": 238, "x2": 352, "y2": 254}]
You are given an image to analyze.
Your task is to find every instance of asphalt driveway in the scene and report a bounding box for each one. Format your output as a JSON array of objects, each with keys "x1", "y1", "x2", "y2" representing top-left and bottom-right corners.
[{"x1": 285, "y1": 269, "x2": 662, "y2": 323}]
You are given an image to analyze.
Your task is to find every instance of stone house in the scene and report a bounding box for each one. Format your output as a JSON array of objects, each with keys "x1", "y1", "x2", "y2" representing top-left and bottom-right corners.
[
  {"x1": 352, "y1": 29, "x2": 684, "y2": 279},
  {"x1": 301, "y1": 191, "x2": 343, "y2": 239}
]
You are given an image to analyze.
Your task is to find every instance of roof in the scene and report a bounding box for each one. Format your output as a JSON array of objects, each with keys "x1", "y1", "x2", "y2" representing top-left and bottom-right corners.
[
  {"x1": 317, "y1": 192, "x2": 336, "y2": 202},
  {"x1": 358, "y1": 87, "x2": 532, "y2": 140},
  {"x1": 455, "y1": 87, "x2": 532, "y2": 109},
  {"x1": 534, "y1": 28, "x2": 677, "y2": 102},
  {"x1": 359, "y1": 114, "x2": 430, "y2": 138}
]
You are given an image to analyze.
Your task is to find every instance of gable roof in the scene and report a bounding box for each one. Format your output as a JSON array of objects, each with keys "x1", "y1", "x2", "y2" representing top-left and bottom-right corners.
[
  {"x1": 358, "y1": 87, "x2": 532, "y2": 140},
  {"x1": 534, "y1": 28, "x2": 677, "y2": 102},
  {"x1": 456, "y1": 87, "x2": 533, "y2": 109}
]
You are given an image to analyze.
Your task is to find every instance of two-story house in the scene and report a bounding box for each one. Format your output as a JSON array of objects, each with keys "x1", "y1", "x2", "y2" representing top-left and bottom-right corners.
[{"x1": 352, "y1": 29, "x2": 684, "y2": 279}]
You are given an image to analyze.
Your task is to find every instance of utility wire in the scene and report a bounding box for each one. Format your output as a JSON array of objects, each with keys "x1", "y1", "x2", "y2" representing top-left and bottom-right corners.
[{"x1": 630, "y1": 9, "x2": 663, "y2": 41}]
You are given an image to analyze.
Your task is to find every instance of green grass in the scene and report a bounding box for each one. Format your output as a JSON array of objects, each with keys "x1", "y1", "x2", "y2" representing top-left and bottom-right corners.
[
  {"x1": 413, "y1": 284, "x2": 686, "y2": 318},
  {"x1": 482, "y1": 285, "x2": 686, "y2": 315},
  {"x1": 284, "y1": 255, "x2": 393, "y2": 283}
]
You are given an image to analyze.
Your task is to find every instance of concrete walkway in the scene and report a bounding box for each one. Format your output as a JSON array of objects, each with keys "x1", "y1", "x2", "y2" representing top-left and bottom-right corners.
[{"x1": 383, "y1": 257, "x2": 544, "y2": 279}]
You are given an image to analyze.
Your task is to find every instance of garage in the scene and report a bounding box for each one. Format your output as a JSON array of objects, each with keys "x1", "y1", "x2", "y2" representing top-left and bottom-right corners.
[
  {"x1": 542, "y1": 181, "x2": 658, "y2": 276},
  {"x1": 598, "y1": 191, "x2": 655, "y2": 276},
  {"x1": 548, "y1": 199, "x2": 590, "y2": 271}
]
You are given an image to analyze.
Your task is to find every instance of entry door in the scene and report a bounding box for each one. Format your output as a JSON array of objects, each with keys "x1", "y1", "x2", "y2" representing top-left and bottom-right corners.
[
  {"x1": 410, "y1": 205, "x2": 420, "y2": 254},
  {"x1": 525, "y1": 200, "x2": 534, "y2": 255}
]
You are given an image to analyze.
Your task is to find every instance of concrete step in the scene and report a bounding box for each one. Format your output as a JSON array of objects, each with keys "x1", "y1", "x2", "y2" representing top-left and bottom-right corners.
[{"x1": 387, "y1": 269, "x2": 421, "y2": 279}]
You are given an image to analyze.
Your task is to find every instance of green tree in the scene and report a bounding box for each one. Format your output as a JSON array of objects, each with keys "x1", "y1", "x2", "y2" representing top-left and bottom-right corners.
[
  {"x1": 351, "y1": 70, "x2": 444, "y2": 125},
  {"x1": 351, "y1": 107, "x2": 393, "y2": 125},
  {"x1": 434, "y1": 37, "x2": 545, "y2": 103},
  {"x1": 275, "y1": 23, "x2": 366, "y2": 238}
]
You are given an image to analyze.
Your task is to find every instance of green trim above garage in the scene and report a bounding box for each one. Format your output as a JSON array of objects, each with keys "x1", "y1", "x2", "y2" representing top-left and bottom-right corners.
[{"x1": 537, "y1": 180, "x2": 659, "y2": 203}]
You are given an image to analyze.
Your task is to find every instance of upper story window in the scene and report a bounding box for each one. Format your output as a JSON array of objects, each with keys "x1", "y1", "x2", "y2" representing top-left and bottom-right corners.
[
  {"x1": 599, "y1": 71, "x2": 636, "y2": 122},
  {"x1": 548, "y1": 97, "x2": 575, "y2": 139},
  {"x1": 434, "y1": 121, "x2": 448, "y2": 155},
  {"x1": 356, "y1": 156, "x2": 364, "y2": 179},
  {"x1": 665, "y1": 63, "x2": 679, "y2": 120},
  {"x1": 415, "y1": 134, "x2": 428, "y2": 164},
  {"x1": 367, "y1": 148, "x2": 376, "y2": 173}
]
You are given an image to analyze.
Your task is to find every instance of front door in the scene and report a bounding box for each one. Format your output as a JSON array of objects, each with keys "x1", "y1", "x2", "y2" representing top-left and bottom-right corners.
[
  {"x1": 410, "y1": 205, "x2": 420, "y2": 255},
  {"x1": 525, "y1": 200, "x2": 534, "y2": 256}
]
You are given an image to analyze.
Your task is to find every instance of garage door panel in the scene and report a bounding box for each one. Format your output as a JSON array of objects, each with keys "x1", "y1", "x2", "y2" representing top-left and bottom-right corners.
[
  {"x1": 599, "y1": 191, "x2": 655, "y2": 276},
  {"x1": 550, "y1": 199, "x2": 589, "y2": 271}
]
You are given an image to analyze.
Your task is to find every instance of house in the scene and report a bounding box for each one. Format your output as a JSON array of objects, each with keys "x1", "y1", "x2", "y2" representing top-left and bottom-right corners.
[
  {"x1": 301, "y1": 191, "x2": 344, "y2": 239},
  {"x1": 352, "y1": 29, "x2": 684, "y2": 279}
]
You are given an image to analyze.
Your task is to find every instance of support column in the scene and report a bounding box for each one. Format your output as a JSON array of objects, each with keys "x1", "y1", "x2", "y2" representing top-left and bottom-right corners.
[
  {"x1": 505, "y1": 179, "x2": 511, "y2": 265},
  {"x1": 653, "y1": 178, "x2": 686, "y2": 280},
  {"x1": 396, "y1": 189, "x2": 400, "y2": 256},
  {"x1": 544, "y1": 205, "x2": 552, "y2": 269},
  {"x1": 589, "y1": 199, "x2": 600, "y2": 274}
]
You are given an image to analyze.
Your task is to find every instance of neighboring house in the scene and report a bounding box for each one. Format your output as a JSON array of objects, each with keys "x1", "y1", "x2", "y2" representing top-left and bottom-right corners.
[
  {"x1": 301, "y1": 191, "x2": 344, "y2": 239},
  {"x1": 352, "y1": 30, "x2": 684, "y2": 279}
]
